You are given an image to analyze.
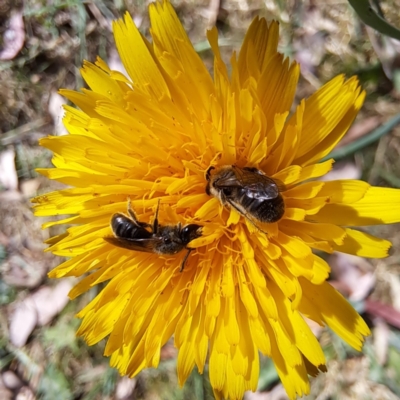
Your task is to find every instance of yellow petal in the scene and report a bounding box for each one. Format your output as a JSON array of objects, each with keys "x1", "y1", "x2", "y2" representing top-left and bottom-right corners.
[
  {"x1": 150, "y1": 1, "x2": 214, "y2": 119},
  {"x1": 80, "y1": 60, "x2": 127, "y2": 106},
  {"x1": 294, "y1": 76, "x2": 365, "y2": 165},
  {"x1": 275, "y1": 231, "x2": 312, "y2": 259},
  {"x1": 257, "y1": 53, "x2": 300, "y2": 128},
  {"x1": 317, "y1": 179, "x2": 370, "y2": 203},
  {"x1": 237, "y1": 18, "x2": 279, "y2": 84},
  {"x1": 284, "y1": 181, "x2": 324, "y2": 199},
  {"x1": 280, "y1": 220, "x2": 347, "y2": 245},
  {"x1": 299, "y1": 279, "x2": 370, "y2": 351},
  {"x1": 291, "y1": 159, "x2": 334, "y2": 185},
  {"x1": 333, "y1": 228, "x2": 391, "y2": 258},
  {"x1": 269, "y1": 283, "x2": 326, "y2": 367},
  {"x1": 310, "y1": 186, "x2": 400, "y2": 225},
  {"x1": 112, "y1": 12, "x2": 169, "y2": 99}
]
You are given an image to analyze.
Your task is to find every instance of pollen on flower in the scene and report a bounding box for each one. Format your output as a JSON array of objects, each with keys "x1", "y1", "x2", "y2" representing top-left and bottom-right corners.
[{"x1": 32, "y1": 1, "x2": 400, "y2": 399}]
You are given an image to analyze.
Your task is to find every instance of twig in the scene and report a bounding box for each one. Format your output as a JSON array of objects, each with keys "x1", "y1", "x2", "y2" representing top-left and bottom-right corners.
[{"x1": 1, "y1": 118, "x2": 49, "y2": 146}]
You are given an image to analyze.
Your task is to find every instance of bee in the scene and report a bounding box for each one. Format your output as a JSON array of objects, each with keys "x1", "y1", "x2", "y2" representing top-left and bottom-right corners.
[
  {"x1": 205, "y1": 165, "x2": 285, "y2": 227},
  {"x1": 104, "y1": 200, "x2": 202, "y2": 272}
]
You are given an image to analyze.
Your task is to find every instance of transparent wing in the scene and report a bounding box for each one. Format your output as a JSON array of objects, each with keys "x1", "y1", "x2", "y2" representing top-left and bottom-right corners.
[{"x1": 233, "y1": 166, "x2": 280, "y2": 199}]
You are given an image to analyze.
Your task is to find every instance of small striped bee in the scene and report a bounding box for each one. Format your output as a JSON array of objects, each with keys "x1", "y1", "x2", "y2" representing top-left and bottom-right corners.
[{"x1": 104, "y1": 200, "x2": 202, "y2": 272}]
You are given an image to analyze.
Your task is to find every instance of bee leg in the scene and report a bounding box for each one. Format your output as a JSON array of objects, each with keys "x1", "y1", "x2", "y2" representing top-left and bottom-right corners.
[
  {"x1": 127, "y1": 197, "x2": 151, "y2": 229},
  {"x1": 247, "y1": 217, "x2": 268, "y2": 235},
  {"x1": 226, "y1": 200, "x2": 269, "y2": 235},
  {"x1": 152, "y1": 199, "x2": 161, "y2": 234},
  {"x1": 127, "y1": 197, "x2": 138, "y2": 221},
  {"x1": 180, "y1": 248, "x2": 193, "y2": 272},
  {"x1": 127, "y1": 197, "x2": 152, "y2": 229},
  {"x1": 242, "y1": 213, "x2": 271, "y2": 235}
]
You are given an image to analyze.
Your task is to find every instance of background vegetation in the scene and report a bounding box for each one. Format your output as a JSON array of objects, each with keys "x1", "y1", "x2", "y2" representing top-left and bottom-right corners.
[{"x1": 1, "y1": 0, "x2": 400, "y2": 399}]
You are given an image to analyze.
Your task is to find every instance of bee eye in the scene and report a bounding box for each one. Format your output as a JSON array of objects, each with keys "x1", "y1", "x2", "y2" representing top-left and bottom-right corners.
[{"x1": 163, "y1": 237, "x2": 171, "y2": 244}]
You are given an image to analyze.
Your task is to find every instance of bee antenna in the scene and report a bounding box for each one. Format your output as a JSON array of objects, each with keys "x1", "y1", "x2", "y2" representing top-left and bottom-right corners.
[
  {"x1": 206, "y1": 166, "x2": 215, "y2": 181},
  {"x1": 180, "y1": 248, "x2": 193, "y2": 272},
  {"x1": 153, "y1": 199, "x2": 161, "y2": 234}
]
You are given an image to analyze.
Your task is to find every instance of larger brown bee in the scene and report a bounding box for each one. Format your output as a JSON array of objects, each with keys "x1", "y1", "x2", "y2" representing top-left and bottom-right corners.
[
  {"x1": 206, "y1": 165, "x2": 285, "y2": 227},
  {"x1": 104, "y1": 200, "x2": 202, "y2": 272}
]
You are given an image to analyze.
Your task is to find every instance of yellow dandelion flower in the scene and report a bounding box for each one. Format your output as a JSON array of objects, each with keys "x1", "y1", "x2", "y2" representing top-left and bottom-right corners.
[{"x1": 33, "y1": 1, "x2": 400, "y2": 399}]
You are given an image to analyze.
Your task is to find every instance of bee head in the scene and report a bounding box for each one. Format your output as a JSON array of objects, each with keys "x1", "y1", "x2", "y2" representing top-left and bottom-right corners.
[
  {"x1": 181, "y1": 224, "x2": 202, "y2": 245},
  {"x1": 156, "y1": 226, "x2": 184, "y2": 254}
]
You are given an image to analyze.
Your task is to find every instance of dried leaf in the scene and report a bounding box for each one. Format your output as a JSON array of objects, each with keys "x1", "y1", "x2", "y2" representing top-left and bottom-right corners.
[
  {"x1": 321, "y1": 161, "x2": 362, "y2": 181},
  {"x1": 20, "y1": 179, "x2": 41, "y2": 198},
  {"x1": 329, "y1": 253, "x2": 375, "y2": 301},
  {"x1": 366, "y1": 299, "x2": 400, "y2": 329},
  {"x1": 373, "y1": 320, "x2": 390, "y2": 365},
  {"x1": 9, "y1": 280, "x2": 73, "y2": 347},
  {"x1": 0, "y1": 149, "x2": 18, "y2": 191},
  {"x1": 2, "y1": 255, "x2": 46, "y2": 289},
  {"x1": 48, "y1": 91, "x2": 67, "y2": 136},
  {"x1": 0, "y1": 12, "x2": 25, "y2": 61},
  {"x1": 115, "y1": 377, "x2": 136, "y2": 400},
  {"x1": 9, "y1": 298, "x2": 37, "y2": 347},
  {"x1": 33, "y1": 280, "x2": 73, "y2": 326},
  {"x1": 1, "y1": 371, "x2": 23, "y2": 391}
]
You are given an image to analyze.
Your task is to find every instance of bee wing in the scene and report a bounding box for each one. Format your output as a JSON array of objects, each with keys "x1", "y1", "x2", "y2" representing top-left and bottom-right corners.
[
  {"x1": 213, "y1": 173, "x2": 244, "y2": 188},
  {"x1": 104, "y1": 236, "x2": 161, "y2": 253},
  {"x1": 234, "y1": 167, "x2": 281, "y2": 200}
]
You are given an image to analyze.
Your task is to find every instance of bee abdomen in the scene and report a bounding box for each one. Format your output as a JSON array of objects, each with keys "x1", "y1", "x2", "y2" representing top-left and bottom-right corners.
[
  {"x1": 241, "y1": 194, "x2": 285, "y2": 223},
  {"x1": 111, "y1": 214, "x2": 151, "y2": 239}
]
